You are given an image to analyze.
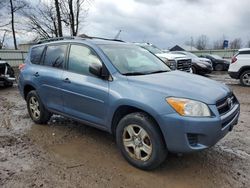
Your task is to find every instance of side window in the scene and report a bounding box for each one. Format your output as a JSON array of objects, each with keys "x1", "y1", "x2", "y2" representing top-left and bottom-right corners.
[
  {"x1": 44, "y1": 45, "x2": 67, "y2": 69},
  {"x1": 30, "y1": 46, "x2": 45, "y2": 64},
  {"x1": 68, "y1": 45, "x2": 102, "y2": 76}
]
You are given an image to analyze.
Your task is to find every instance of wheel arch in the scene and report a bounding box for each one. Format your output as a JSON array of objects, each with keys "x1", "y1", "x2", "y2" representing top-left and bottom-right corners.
[
  {"x1": 23, "y1": 84, "x2": 36, "y2": 100},
  {"x1": 238, "y1": 66, "x2": 250, "y2": 79},
  {"x1": 110, "y1": 105, "x2": 165, "y2": 144}
]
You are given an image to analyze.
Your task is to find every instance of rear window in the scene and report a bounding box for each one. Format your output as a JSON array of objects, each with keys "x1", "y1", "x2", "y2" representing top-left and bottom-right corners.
[
  {"x1": 30, "y1": 46, "x2": 45, "y2": 64},
  {"x1": 44, "y1": 45, "x2": 67, "y2": 69}
]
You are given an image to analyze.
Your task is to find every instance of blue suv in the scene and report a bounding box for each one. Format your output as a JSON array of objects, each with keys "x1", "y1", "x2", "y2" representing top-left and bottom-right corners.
[{"x1": 18, "y1": 37, "x2": 240, "y2": 170}]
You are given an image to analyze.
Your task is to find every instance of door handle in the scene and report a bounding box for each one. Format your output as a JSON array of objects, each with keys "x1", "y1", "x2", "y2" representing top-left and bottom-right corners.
[
  {"x1": 63, "y1": 78, "x2": 71, "y2": 83},
  {"x1": 33, "y1": 72, "x2": 39, "y2": 77}
]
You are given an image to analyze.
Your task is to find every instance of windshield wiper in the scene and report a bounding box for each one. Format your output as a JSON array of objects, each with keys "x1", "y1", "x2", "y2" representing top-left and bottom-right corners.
[
  {"x1": 146, "y1": 70, "x2": 170, "y2": 74},
  {"x1": 123, "y1": 72, "x2": 146, "y2": 76}
]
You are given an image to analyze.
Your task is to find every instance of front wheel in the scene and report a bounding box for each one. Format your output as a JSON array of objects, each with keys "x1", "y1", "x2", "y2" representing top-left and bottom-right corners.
[
  {"x1": 26, "y1": 90, "x2": 51, "y2": 124},
  {"x1": 240, "y1": 70, "x2": 250, "y2": 87},
  {"x1": 191, "y1": 66, "x2": 197, "y2": 74},
  {"x1": 116, "y1": 112, "x2": 167, "y2": 170}
]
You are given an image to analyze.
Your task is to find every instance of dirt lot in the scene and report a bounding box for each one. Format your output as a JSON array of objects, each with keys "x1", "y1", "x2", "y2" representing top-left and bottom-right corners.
[{"x1": 0, "y1": 72, "x2": 250, "y2": 188}]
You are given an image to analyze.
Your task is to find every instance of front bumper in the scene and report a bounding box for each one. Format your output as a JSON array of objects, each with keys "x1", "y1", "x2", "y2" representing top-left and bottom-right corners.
[
  {"x1": 0, "y1": 75, "x2": 16, "y2": 85},
  {"x1": 193, "y1": 64, "x2": 213, "y2": 75},
  {"x1": 157, "y1": 103, "x2": 240, "y2": 153}
]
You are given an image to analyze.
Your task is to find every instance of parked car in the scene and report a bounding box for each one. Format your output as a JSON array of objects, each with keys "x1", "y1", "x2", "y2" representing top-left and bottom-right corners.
[
  {"x1": 199, "y1": 54, "x2": 230, "y2": 71},
  {"x1": 169, "y1": 51, "x2": 213, "y2": 75},
  {"x1": 0, "y1": 59, "x2": 15, "y2": 87},
  {"x1": 228, "y1": 48, "x2": 250, "y2": 86},
  {"x1": 135, "y1": 43, "x2": 192, "y2": 72},
  {"x1": 18, "y1": 37, "x2": 240, "y2": 170}
]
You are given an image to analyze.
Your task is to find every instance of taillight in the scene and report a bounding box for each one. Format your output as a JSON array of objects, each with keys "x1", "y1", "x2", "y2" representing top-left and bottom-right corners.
[
  {"x1": 19, "y1": 63, "x2": 26, "y2": 71},
  {"x1": 231, "y1": 56, "x2": 237, "y2": 64}
]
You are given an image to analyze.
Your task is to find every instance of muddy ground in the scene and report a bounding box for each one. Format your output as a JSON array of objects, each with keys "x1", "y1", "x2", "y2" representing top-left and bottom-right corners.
[{"x1": 0, "y1": 72, "x2": 250, "y2": 188}]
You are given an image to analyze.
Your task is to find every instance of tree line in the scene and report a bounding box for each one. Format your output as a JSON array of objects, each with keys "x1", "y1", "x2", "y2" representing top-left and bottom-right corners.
[
  {"x1": 186, "y1": 35, "x2": 250, "y2": 50},
  {"x1": 0, "y1": 0, "x2": 90, "y2": 49}
]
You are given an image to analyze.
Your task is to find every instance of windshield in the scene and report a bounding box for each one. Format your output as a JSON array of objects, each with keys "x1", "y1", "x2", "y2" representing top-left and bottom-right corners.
[
  {"x1": 140, "y1": 44, "x2": 163, "y2": 54},
  {"x1": 99, "y1": 44, "x2": 170, "y2": 75}
]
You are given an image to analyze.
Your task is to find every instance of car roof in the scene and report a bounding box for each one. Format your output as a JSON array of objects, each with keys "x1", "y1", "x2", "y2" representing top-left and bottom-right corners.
[
  {"x1": 31, "y1": 37, "x2": 130, "y2": 49},
  {"x1": 239, "y1": 48, "x2": 250, "y2": 52},
  {"x1": 38, "y1": 37, "x2": 125, "y2": 45}
]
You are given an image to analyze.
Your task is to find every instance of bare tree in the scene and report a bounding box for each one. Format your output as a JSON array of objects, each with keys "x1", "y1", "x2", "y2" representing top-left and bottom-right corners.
[
  {"x1": 213, "y1": 35, "x2": 226, "y2": 50},
  {"x1": 0, "y1": 30, "x2": 8, "y2": 49},
  {"x1": 8, "y1": 0, "x2": 27, "y2": 49},
  {"x1": 229, "y1": 38, "x2": 242, "y2": 49},
  {"x1": 22, "y1": 0, "x2": 90, "y2": 39},
  {"x1": 195, "y1": 35, "x2": 209, "y2": 50},
  {"x1": 23, "y1": 2, "x2": 59, "y2": 38},
  {"x1": 55, "y1": 0, "x2": 63, "y2": 37},
  {"x1": 60, "y1": 0, "x2": 89, "y2": 36}
]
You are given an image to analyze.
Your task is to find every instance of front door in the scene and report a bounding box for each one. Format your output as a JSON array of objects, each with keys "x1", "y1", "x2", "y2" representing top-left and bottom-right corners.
[{"x1": 62, "y1": 44, "x2": 109, "y2": 127}]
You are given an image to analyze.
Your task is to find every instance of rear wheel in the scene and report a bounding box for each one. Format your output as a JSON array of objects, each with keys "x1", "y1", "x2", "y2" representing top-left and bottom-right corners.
[
  {"x1": 26, "y1": 90, "x2": 51, "y2": 124},
  {"x1": 116, "y1": 112, "x2": 167, "y2": 170},
  {"x1": 240, "y1": 70, "x2": 250, "y2": 87},
  {"x1": 215, "y1": 64, "x2": 224, "y2": 71}
]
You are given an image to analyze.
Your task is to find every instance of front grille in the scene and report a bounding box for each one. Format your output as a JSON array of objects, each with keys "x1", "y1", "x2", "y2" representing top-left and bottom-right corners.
[
  {"x1": 176, "y1": 59, "x2": 192, "y2": 72},
  {"x1": 216, "y1": 94, "x2": 237, "y2": 115}
]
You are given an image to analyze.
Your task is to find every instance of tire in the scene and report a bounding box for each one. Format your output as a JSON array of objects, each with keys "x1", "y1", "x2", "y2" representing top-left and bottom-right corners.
[
  {"x1": 214, "y1": 64, "x2": 224, "y2": 71},
  {"x1": 240, "y1": 70, "x2": 250, "y2": 87},
  {"x1": 26, "y1": 90, "x2": 51, "y2": 124},
  {"x1": 116, "y1": 112, "x2": 167, "y2": 170},
  {"x1": 191, "y1": 66, "x2": 197, "y2": 74}
]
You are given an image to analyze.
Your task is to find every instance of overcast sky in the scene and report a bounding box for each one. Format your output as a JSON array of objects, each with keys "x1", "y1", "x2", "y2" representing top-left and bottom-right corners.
[{"x1": 81, "y1": 0, "x2": 250, "y2": 49}]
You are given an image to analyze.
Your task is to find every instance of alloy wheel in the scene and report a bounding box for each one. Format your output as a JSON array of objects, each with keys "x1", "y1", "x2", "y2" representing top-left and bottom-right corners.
[
  {"x1": 123, "y1": 124, "x2": 152, "y2": 161},
  {"x1": 242, "y1": 73, "x2": 250, "y2": 86},
  {"x1": 29, "y1": 96, "x2": 40, "y2": 119}
]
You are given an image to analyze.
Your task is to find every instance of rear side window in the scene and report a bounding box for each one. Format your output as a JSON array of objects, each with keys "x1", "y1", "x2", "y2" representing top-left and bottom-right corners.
[
  {"x1": 30, "y1": 46, "x2": 45, "y2": 64},
  {"x1": 44, "y1": 45, "x2": 67, "y2": 69}
]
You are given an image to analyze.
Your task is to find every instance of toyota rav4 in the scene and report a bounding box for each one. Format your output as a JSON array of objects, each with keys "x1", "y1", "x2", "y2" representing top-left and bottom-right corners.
[{"x1": 18, "y1": 37, "x2": 240, "y2": 170}]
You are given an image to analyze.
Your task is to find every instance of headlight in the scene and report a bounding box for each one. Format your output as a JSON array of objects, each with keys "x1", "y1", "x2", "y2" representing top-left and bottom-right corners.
[
  {"x1": 160, "y1": 57, "x2": 176, "y2": 70},
  {"x1": 166, "y1": 97, "x2": 211, "y2": 117},
  {"x1": 197, "y1": 63, "x2": 207, "y2": 68}
]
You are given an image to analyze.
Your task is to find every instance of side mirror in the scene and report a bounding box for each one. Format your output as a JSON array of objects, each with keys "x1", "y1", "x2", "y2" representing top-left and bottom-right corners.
[
  {"x1": 89, "y1": 63, "x2": 111, "y2": 80},
  {"x1": 89, "y1": 63, "x2": 102, "y2": 77}
]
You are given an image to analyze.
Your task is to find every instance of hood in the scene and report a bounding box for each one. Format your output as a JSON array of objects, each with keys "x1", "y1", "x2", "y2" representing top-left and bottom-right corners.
[
  {"x1": 193, "y1": 59, "x2": 212, "y2": 66},
  {"x1": 156, "y1": 53, "x2": 187, "y2": 60},
  {"x1": 127, "y1": 71, "x2": 230, "y2": 104},
  {"x1": 198, "y1": 57, "x2": 212, "y2": 63}
]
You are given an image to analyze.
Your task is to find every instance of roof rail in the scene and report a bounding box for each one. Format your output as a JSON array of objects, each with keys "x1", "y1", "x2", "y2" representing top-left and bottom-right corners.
[
  {"x1": 37, "y1": 36, "x2": 81, "y2": 44},
  {"x1": 84, "y1": 36, "x2": 124, "y2": 42},
  {"x1": 78, "y1": 34, "x2": 124, "y2": 42},
  {"x1": 37, "y1": 35, "x2": 124, "y2": 44}
]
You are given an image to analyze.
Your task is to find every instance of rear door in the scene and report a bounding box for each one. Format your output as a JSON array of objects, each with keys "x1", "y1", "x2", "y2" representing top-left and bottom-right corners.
[
  {"x1": 35, "y1": 44, "x2": 68, "y2": 112},
  {"x1": 61, "y1": 44, "x2": 109, "y2": 127}
]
